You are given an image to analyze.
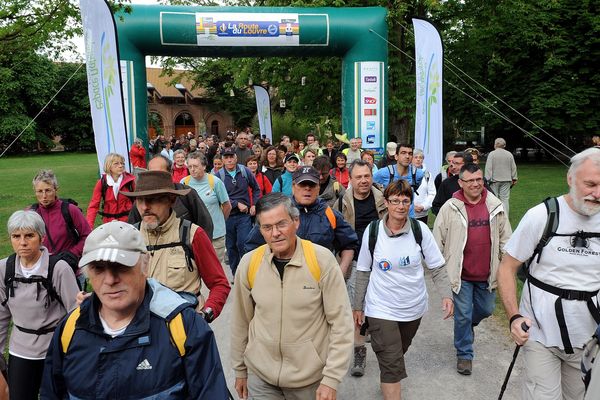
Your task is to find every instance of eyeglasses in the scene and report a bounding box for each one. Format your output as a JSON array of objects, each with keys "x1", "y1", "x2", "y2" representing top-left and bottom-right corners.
[
  {"x1": 259, "y1": 219, "x2": 293, "y2": 234},
  {"x1": 387, "y1": 198, "x2": 411, "y2": 206},
  {"x1": 460, "y1": 177, "x2": 484, "y2": 185}
]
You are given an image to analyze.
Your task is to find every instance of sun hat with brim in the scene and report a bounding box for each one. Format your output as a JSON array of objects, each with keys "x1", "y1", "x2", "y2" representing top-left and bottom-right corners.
[
  {"x1": 121, "y1": 170, "x2": 190, "y2": 198},
  {"x1": 79, "y1": 221, "x2": 147, "y2": 268}
]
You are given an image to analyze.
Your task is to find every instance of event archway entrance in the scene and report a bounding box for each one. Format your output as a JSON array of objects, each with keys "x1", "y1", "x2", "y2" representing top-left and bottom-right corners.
[{"x1": 116, "y1": 5, "x2": 388, "y2": 151}]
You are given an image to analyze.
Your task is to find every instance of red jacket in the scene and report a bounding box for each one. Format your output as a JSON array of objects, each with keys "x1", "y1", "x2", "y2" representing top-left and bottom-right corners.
[
  {"x1": 86, "y1": 172, "x2": 136, "y2": 227},
  {"x1": 331, "y1": 167, "x2": 349, "y2": 188},
  {"x1": 172, "y1": 165, "x2": 189, "y2": 184},
  {"x1": 247, "y1": 171, "x2": 272, "y2": 206},
  {"x1": 129, "y1": 144, "x2": 146, "y2": 169}
]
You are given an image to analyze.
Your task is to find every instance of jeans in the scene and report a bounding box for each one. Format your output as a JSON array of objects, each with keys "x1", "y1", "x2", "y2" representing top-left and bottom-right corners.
[
  {"x1": 453, "y1": 280, "x2": 496, "y2": 360},
  {"x1": 226, "y1": 212, "x2": 253, "y2": 277}
]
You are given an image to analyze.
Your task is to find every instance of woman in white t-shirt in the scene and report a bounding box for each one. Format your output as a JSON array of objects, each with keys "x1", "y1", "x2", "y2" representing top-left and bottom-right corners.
[{"x1": 352, "y1": 180, "x2": 453, "y2": 399}]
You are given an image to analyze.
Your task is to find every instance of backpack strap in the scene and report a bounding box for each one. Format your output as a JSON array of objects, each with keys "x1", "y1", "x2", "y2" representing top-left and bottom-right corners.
[
  {"x1": 325, "y1": 206, "x2": 337, "y2": 230},
  {"x1": 61, "y1": 201, "x2": 80, "y2": 243},
  {"x1": 333, "y1": 181, "x2": 340, "y2": 196},
  {"x1": 338, "y1": 192, "x2": 344, "y2": 213},
  {"x1": 248, "y1": 242, "x2": 321, "y2": 288},
  {"x1": 239, "y1": 165, "x2": 248, "y2": 180},
  {"x1": 409, "y1": 218, "x2": 425, "y2": 259},
  {"x1": 2, "y1": 253, "x2": 64, "y2": 309},
  {"x1": 387, "y1": 165, "x2": 395, "y2": 185},
  {"x1": 300, "y1": 240, "x2": 321, "y2": 282},
  {"x1": 61, "y1": 307, "x2": 81, "y2": 353},
  {"x1": 207, "y1": 174, "x2": 215, "y2": 191},
  {"x1": 168, "y1": 313, "x2": 187, "y2": 357},
  {"x1": 2, "y1": 254, "x2": 16, "y2": 306},
  {"x1": 218, "y1": 168, "x2": 226, "y2": 183},
  {"x1": 144, "y1": 220, "x2": 194, "y2": 272},
  {"x1": 276, "y1": 175, "x2": 284, "y2": 192},
  {"x1": 248, "y1": 245, "x2": 268, "y2": 289},
  {"x1": 368, "y1": 219, "x2": 380, "y2": 264},
  {"x1": 411, "y1": 167, "x2": 420, "y2": 196},
  {"x1": 532, "y1": 197, "x2": 560, "y2": 263}
]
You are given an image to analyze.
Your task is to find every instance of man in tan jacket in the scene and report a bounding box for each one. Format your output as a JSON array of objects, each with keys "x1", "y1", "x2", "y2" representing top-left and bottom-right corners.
[{"x1": 231, "y1": 193, "x2": 354, "y2": 400}]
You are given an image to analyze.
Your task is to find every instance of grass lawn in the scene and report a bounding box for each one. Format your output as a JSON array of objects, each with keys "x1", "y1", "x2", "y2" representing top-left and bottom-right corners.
[{"x1": 0, "y1": 152, "x2": 99, "y2": 256}]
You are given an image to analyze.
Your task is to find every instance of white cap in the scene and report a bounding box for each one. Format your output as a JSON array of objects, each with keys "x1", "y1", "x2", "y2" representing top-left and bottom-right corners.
[{"x1": 79, "y1": 221, "x2": 147, "y2": 268}]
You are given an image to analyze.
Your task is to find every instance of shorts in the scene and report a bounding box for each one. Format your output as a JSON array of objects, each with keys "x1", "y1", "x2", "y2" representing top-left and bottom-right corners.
[{"x1": 367, "y1": 316, "x2": 422, "y2": 383}]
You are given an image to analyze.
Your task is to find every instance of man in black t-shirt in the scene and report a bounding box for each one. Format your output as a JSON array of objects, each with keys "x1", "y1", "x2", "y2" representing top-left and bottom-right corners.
[{"x1": 334, "y1": 159, "x2": 387, "y2": 378}]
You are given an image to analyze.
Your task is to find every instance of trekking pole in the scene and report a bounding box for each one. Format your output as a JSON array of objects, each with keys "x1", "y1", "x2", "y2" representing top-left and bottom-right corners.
[{"x1": 498, "y1": 322, "x2": 529, "y2": 400}]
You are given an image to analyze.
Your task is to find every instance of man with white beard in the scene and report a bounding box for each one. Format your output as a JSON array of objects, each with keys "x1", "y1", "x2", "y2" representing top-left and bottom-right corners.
[{"x1": 497, "y1": 147, "x2": 600, "y2": 400}]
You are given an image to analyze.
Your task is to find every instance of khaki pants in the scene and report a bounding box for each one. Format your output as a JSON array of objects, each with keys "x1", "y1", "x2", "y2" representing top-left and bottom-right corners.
[
  {"x1": 247, "y1": 374, "x2": 320, "y2": 400},
  {"x1": 522, "y1": 340, "x2": 584, "y2": 400},
  {"x1": 212, "y1": 236, "x2": 227, "y2": 269}
]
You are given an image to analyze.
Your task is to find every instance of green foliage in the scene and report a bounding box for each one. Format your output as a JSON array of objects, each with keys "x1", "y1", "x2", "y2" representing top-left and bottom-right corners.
[{"x1": 434, "y1": 0, "x2": 600, "y2": 148}]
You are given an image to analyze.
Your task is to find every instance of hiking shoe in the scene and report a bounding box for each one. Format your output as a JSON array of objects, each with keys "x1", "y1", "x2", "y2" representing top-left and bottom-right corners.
[
  {"x1": 350, "y1": 345, "x2": 367, "y2": 377},
  {"x1": 457, "y1": 359, "x2": 472, "y2": 375}
]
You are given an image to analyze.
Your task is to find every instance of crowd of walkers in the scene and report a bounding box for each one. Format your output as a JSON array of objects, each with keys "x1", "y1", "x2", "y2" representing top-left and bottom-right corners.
[{"x1": 1, "y1": 128, "x2": 600, "y2": 400}]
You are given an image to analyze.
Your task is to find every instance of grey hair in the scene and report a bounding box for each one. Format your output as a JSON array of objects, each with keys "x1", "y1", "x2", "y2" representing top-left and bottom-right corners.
[
  {"x1": 349, "y1": 159, "x2": 372, "y2": 177},
  {"x1": 494, "y1": 138, "x2": 506, "y2": 148},
  {"x1": 133, "y1": 137, "x2": 143, "y2": 144},
  {"x1": 7, "y1": 210, "x2": 46, "y2": 238},
  {"x1": 33, "y1": 169, "x2": 58, "y2": 189},
  {"x1": 413, "y1": 148, "x2": 424, "y2": 158},
  {"x1": 187, "y1": 150, "x2": 208, "y2": 167},
  {"x1": 256, "y1": 193, "x2": 300, "y2": 224},
  {"x1": 173, "y1": 149, "x2": 186, "y2": 158},
  {"x1": 568, "y1": 147, "x2": 600, "y2": 178},
  {"x1": 445, "y1": 151, "x2": 457, "y2": 162}
]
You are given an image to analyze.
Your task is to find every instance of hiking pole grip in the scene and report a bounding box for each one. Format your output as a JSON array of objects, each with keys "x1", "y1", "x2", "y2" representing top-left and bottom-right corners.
[{"x1": 521, "y1": 321, "x2": 529, "y2": 333}]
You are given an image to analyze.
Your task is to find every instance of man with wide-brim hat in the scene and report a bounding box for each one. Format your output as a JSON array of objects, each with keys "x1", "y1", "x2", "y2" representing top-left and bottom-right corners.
[{"x1": 121, "y1": 170, "x2": 230, "y2": 322}]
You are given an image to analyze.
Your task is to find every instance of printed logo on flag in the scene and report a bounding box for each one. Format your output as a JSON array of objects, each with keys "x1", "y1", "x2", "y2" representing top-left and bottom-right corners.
[
  {"x1": 364, "y1": 109, "x2": 377, "y2": 116},
  {"x1": 364, "y1": 97, "x2": 377, "y2": 104},
  {"x1": 364, "y1": 76, "x2": 377, "y2": 83}
]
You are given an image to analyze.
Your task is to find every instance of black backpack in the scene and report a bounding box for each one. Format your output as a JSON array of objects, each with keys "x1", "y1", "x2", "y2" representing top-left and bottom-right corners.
[
  {"x1": 134, "y1": 219, "x2": 195, "y2": 272},
  {"x1": 2, "y1": 253, "x2": 65, "y2": 334},
  {"x1": 367, "y1": 217, "x2": 424, "y2": 261},
  {"x1": 98, "y1": 175, "x2": 134, "y2": 219}
]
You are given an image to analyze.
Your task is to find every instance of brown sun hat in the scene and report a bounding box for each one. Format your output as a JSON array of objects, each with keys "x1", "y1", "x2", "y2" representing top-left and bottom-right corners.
[{"x1": 120, "y1": 170, "x2": 190, "y2": 197}]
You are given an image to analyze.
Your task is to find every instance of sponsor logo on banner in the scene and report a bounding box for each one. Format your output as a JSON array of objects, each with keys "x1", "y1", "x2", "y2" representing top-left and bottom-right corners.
[
  {"x1": 364, "y1": 76, "x2": 377, "y2": 83},
  {"x1": 366, "y1": 121, "x2": 376, "y2": 130},
  {"x1": 367, "y1": 135, "x2": 375, "y2": 144},
  {"x1": 364, "y1": 109, "x2": 377, "y2": 116},
  {"x1": 364, "y1": 97, "x2": 377, "y2": 104}
]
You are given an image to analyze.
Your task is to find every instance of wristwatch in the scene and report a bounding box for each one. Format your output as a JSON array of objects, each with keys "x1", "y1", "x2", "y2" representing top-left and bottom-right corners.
[{"x1": 199, "y1": 307, "x2": 215, "y2": 323}]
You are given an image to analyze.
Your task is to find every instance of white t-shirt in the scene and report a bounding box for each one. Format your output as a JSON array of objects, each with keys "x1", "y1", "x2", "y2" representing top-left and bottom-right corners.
[
  {"x1": 357, "y1": 219, "x2": 445, "y2": 321},
  {"x1": 20, "y1": 257, "x2": 43, "y2": 278},
  {"x1": 504, "y1": 195, "x2": 600, "y2": 349},
  {"x1": 99, "y1": 314, "x2": 128, "y2": 338}
]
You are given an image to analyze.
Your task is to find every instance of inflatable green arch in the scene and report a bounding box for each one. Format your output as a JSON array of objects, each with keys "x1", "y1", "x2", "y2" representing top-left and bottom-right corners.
[{"x1": 116, "y1": 5, "x2": 388, "y2": 149}]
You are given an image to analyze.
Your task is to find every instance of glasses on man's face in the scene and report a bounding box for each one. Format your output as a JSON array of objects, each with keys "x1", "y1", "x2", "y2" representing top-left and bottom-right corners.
[
  {"x1": 387, "y1": 198, "x2": 411, "y2": 207},
  {"x1": 259, "y1": 219, "x2": 293, "y2": 234},
  {"x1": 460, "y1": 177, "x2": 484, "y2": 185}
]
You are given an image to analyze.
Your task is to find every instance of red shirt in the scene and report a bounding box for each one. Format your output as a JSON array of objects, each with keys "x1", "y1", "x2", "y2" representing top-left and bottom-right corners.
[
  {"x1": 190, "y1": 227, "x2": 231, "y2": 318},
  {"x1": 247, "y1": 171, "x2": 273, "y2": 206},
  {"x1": 453, "y1": 189, "x2": 491, "y2": 282},
  {"x1": 86, "y1": 172, "x2": 136, "y2": 227},
  {"x1": 331, "y1": 167, "x2": 349, "y2": 188},
  {"x1": 172, "y1": 165, "x2": 189, "y2": 184},
  {"x1": 129, "y1": 144, "x2": 146, "y2": 168}
]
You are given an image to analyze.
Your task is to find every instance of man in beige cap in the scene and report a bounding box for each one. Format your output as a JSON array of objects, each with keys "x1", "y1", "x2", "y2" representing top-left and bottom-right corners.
[
  {"x1": 378, "y1": 142, "x2": 397, "y2": 169},
  {"x1": 41, "y1": 221, "x2": 229, "y2": 399},
  {"x1": 122, "y1": 171, "x2": 230, "y2": 322}
]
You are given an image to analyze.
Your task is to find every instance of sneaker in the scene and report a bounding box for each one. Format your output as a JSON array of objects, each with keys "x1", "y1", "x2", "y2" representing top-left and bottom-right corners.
[
  {"x1": 350, "y1": 345, "x2": 367, "y2": 377},
  {"x1": 457, "y1": 358, "x2": 472, "y2": 375}
]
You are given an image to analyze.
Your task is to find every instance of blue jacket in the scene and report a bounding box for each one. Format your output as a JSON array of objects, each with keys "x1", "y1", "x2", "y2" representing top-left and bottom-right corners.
[
  {"x1": 271, "y1": 170, "x2": 293, "y2": 197},
  {"x1": 41, "y1": 279, "x2": 228, "y2": 400},
  {"x1": 244, "y1": 197, "x2": 359, "y2": 254}
]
